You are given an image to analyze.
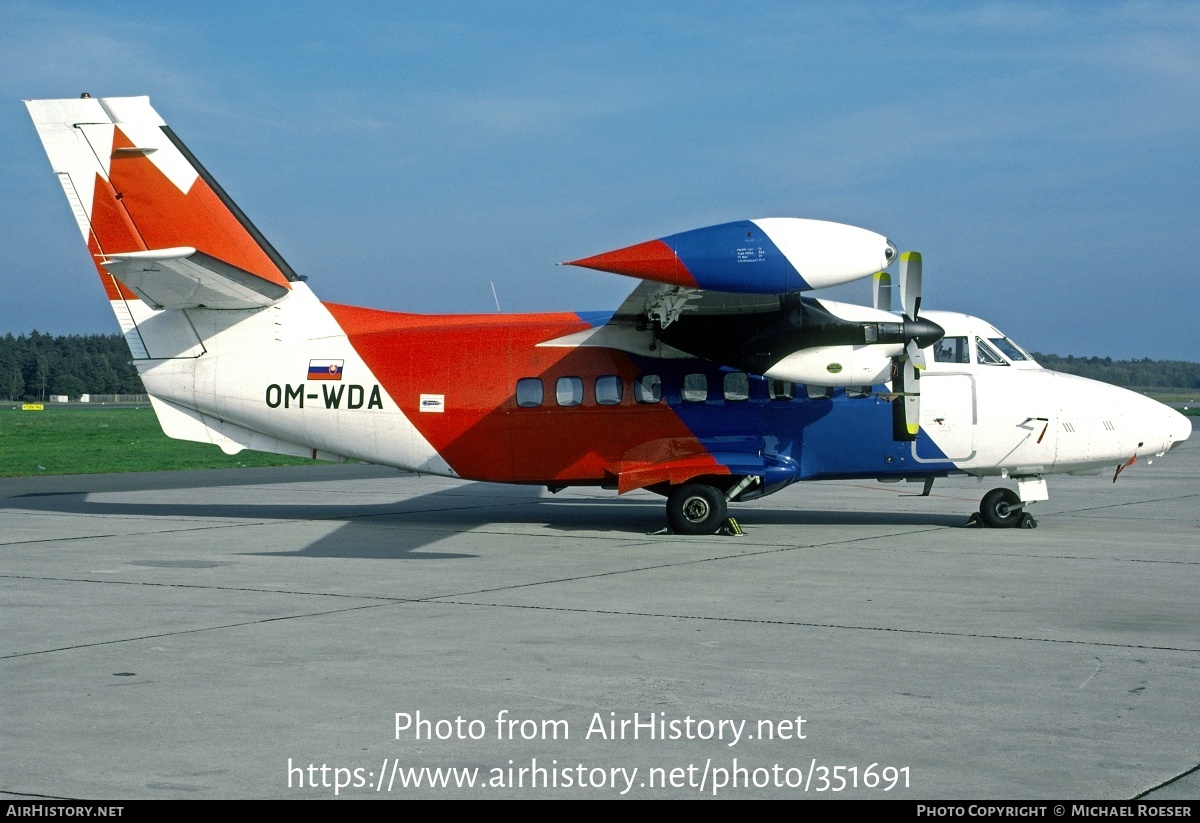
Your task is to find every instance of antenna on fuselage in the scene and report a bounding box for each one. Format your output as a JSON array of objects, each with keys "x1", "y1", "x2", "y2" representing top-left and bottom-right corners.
[{"x1": 490, "y1": 281, "x2": 501, "y2": 312}]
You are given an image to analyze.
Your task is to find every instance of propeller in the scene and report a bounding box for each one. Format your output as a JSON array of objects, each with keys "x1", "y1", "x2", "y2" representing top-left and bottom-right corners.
[{"x1": 886, "y1": 252, "x2": 942, "y2": 441}]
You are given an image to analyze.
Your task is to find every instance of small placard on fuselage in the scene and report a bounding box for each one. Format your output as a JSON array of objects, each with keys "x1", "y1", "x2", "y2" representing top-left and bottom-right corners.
[{"x1": 419, "y1": 394, "x2": 445, "y2": 413}]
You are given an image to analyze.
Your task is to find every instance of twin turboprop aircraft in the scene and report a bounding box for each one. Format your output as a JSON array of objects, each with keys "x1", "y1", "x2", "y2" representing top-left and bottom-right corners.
[{"x1": 25, "y1": 96, "x2": 1192, "y2": 534}]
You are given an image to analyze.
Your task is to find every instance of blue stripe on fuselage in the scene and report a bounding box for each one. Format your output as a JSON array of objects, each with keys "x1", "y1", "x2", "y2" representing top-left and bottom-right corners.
[{"x1": 629, "y1": 357, "x2": 959, "y2": 486}]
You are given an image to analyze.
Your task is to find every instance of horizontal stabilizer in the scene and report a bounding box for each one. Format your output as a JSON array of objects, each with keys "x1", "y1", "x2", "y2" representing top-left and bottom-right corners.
[{"x1": 102, "y1": 247, "x2": 289, "y2": 309}]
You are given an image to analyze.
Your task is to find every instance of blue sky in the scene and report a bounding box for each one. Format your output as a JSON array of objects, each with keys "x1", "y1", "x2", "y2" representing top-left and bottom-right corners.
[{"x1": 2, "y1": 1, "x2": 1197, "y2": 360}]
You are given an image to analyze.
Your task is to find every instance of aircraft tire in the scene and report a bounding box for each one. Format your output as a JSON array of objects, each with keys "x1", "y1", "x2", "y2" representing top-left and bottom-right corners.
[
  {"x1": 667, "y1": 483, "x2": 728, "y2": 535},
  {"x1": 979, "y1": 487, "x2": 1022, "y2": 528}
]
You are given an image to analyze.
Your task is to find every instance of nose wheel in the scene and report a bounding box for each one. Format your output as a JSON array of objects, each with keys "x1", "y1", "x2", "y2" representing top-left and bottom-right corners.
[{"x1": 979, "y1": 487, "x2": 1024, "y2": 528}]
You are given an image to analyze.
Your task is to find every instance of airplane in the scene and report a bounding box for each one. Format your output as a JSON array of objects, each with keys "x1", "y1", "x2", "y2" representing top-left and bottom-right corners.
[{"x1": 24, "y1": 95, "x2": 1193, "y2": 534}]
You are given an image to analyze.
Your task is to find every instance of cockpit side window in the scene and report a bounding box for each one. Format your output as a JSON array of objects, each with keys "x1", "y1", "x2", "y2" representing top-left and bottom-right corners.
[
  {"x1": 975, "y1": 337, "x2": 1008, "y2": 365},
  {"x1": 933, "y1": 336, "x2": 970, "y2": 364}
]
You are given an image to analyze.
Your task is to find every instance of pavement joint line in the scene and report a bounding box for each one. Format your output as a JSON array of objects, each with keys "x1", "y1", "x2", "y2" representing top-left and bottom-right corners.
[
  {"x1": 433, "y1": 599, "x2": 1200, "y2": 654},
  {"x1": 0, "y1": 500, "x2": 561, "y2": 546},
  {"x1": 0, "y1": 601, "x2": 397, "y2": 660},
  {"x1": 417, "y1": 527, "x2": 961, "y2": 600},
  {"x1": 0, "y1": 511, "x2": 944, "y2": 549},
  {"x1": 5, "y1": 498, "x2": 1196, "y2": 660},
  {"x1": 0, "y1": 790, "x2": 73, "y2": 801},
  {"x1": 10, "y1": 575, "x2": 1198, "y2": 662},
  {"x1": 0, "y1": 573, "x2": 414, "y2": 601},
  {"x1": 0, "y1": 520, "x2": 321, "y2": 547},
  {"x1": 1054, "y1": 493, "x2": 1200, "y2": 515},
  {"x1": 1131, "y1": 761, "x2": 1200, "y2": 800}
]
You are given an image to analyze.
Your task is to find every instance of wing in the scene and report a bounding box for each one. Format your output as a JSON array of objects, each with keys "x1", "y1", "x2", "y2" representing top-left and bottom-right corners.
[{"x1": 550, "y1": 218, "x2": 946, "y2": 441}]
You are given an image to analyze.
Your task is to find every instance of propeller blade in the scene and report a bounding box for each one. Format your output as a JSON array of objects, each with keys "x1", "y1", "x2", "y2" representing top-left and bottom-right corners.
[
  {"x1": 900, "y1": 251, "x2": 922, "y2": 321},
  {"x1": 890, "y1": 356, "x2": 921, "y2": 441},
  {"x1": 872, "y1": 271, "x2": 892, "y2": 312},
  {"x1": 889, "y1": 251, "x2": 930, "y2": 440},
  {"x1": 903, "y1": 357, "x2": 920, "y2": 438},
  {"x1": 907, "y1": 337, "x2": 927, "y2": 370}
]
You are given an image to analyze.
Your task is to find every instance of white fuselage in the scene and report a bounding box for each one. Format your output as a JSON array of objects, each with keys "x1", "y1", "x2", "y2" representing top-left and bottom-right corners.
[{"x1": 913, "y1": 312, "x2": 1190, "y2": 479}]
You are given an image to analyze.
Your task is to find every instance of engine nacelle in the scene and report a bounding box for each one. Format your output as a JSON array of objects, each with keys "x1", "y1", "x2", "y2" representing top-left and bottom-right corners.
[
  {"x1": 566, "y1": 218, "x2": 897, "y2": 294},
  {"x1": 763, "y1": 344, "x2": 896, "y2": 387}
]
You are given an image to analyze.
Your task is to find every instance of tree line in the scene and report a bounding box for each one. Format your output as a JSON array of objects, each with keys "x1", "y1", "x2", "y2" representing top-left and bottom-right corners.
[
  {"x1": 1030, "y1": 353, "x2": 1200, "y2": 391},
  {"x1": 1, "y1": 332, "x2": 1197, "y2": 402},
  {"x1": 1, "y1": 332, "x2": 143, "y2": 401}
]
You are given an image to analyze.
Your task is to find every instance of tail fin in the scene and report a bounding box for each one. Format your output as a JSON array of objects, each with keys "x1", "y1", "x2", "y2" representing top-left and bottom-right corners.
[{"x1": 25, "y1": 96, "x2": 297, "y2": 356}]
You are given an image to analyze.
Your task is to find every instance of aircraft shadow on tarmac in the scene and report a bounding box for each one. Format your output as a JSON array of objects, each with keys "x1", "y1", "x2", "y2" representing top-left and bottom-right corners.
[{"x1": 5, "y1": 476, "x2": 969, "y2": 560}]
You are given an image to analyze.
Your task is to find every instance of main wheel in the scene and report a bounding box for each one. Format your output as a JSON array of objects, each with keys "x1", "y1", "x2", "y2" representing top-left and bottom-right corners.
[
  {"x1": 979, "y1": 487, "x2": 1022, "y2": 528},
  {"x1": 666, "y1": 483, "x2": 728, "y2": 535}
]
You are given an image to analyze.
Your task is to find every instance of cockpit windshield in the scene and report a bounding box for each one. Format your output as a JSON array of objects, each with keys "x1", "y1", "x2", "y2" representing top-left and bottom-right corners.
[
  {"x1": 975, "y1": 337, "x2": 1007, "y2": 365},
  {"x1": 988, "y1": 336, "x2": 1032, "y2": 362}
]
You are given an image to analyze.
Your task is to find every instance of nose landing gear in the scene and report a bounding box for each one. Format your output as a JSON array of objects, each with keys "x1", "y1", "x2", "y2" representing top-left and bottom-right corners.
[{"x1": 975, "y1": 486, "x2": 1038, "y2": 529}]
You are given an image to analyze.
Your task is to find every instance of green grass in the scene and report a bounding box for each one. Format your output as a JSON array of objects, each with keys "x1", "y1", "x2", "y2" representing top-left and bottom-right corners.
[
  {"x1": 1, "y1": 406, "x2": 315, "y2": 477},
  {"x1": 1144, "y1": 392, "x2": 1200, "y2": 403}
]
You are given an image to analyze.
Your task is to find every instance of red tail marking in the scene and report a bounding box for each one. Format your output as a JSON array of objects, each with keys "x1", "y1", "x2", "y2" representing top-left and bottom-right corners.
[
  {"x1": 86, "y1": 173, "x2": 144, "y2": 301},
  {"x1": 102, "y1": 127, "x2": 290, "y2": 288}
]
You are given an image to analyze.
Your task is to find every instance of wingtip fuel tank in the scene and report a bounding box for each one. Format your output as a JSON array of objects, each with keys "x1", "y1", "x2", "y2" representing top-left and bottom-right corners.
[{"x1": 565, "y1": 218, "x2": 896, "y2": 294}]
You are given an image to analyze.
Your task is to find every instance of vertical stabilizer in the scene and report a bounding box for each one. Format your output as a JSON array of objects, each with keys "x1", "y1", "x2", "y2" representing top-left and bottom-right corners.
[{"x1": 25, "y1": 96, "x2": 298, "y2": 358}]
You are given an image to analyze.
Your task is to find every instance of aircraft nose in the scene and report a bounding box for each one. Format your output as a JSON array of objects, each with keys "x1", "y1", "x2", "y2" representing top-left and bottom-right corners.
[
  {"x1": 1136, "y1": 402, "x2": 1192, "y2": 458},
  {"x1": 1165, "y1": 407, "x2": 1193, "y2": 452}
]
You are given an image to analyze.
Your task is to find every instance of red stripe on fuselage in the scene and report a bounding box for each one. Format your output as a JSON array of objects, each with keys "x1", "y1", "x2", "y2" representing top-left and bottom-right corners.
[{"x1": 325, "y1": 302, "x2": 726, "y2": 486}]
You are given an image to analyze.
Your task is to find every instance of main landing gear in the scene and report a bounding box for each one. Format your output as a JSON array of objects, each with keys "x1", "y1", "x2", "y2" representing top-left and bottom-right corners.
[
  {"x1": 664, "y1": 476, "x2": 759, "y2": 535},
  {"x1": 666, "y1": 483, "x2": 728, "y2": 535}
]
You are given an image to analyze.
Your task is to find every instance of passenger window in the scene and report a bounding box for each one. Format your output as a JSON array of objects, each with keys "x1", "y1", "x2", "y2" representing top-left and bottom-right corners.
[
  {"x1": 975, "y1": 337, "x2": 1008, "y2": 366},
  {"x1": 805, "y1": 384, "x2": 833, "y2": 400},
  {"x1": 770, "y1": 380, "x2": 795, "y2": 400},
  {"x1": 934, "y1": 336, "x2": 969, "y2": 364},
  {"x1": 682, "y1": 373, "x2": 708, "y2": 403},
  {"x1": 516, "y1": 378, "x2": 543, "y2": 408},
  {"x1": 595, "y1": 375, "x2": 623, "y2": 406},
  {"x1": 556, "y1": 376, "x2": 584, "y2": 406},
  {"x1": 634, "y1": 375, "x2": 661, "y2": 404},
  {"x1": 723, "y1": 372, "x2": 749, "y2": 401}
]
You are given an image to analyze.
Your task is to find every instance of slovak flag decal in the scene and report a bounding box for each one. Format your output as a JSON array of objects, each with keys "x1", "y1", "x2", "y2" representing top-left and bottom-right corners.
[{"x1": 308, "y1": 359, "x2": 344, "y2": 381}]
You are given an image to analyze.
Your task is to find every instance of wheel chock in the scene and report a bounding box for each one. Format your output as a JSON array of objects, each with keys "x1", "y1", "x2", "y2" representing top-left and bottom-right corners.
[{"x1": 721, "y1": 517, "x2": 745, "y2": 536}]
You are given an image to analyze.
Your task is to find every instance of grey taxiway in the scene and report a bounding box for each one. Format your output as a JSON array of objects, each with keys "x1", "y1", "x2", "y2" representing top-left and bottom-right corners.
[{"x1": 2, "y1": 421, "x2": 1197, "y2": 799}]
